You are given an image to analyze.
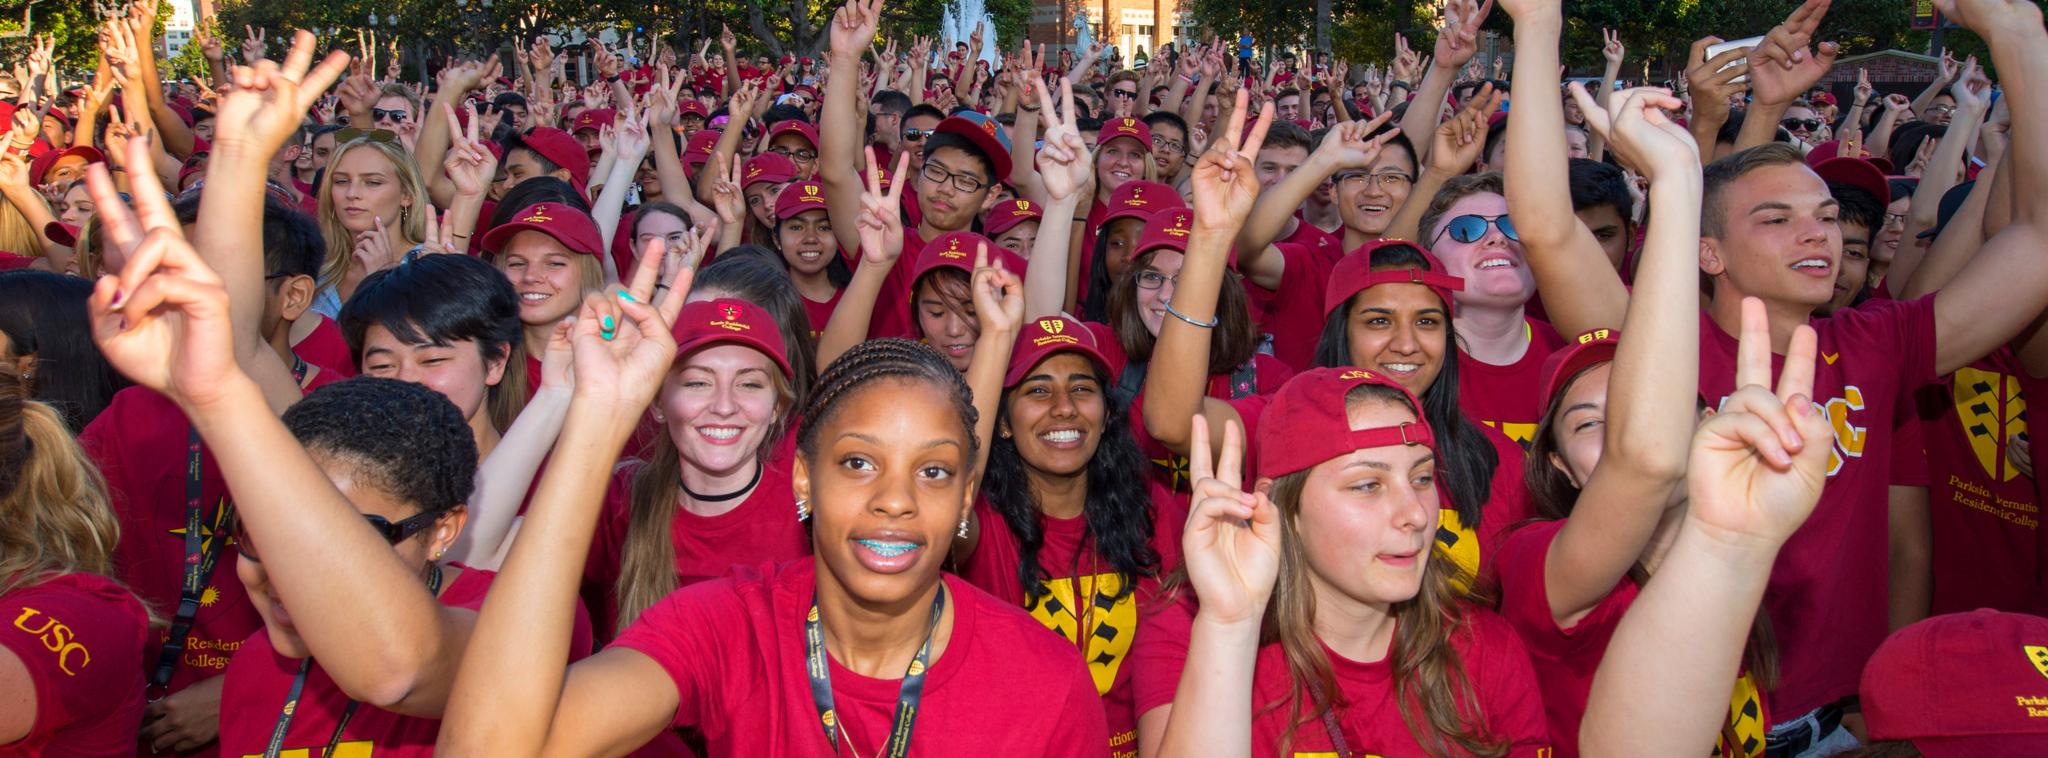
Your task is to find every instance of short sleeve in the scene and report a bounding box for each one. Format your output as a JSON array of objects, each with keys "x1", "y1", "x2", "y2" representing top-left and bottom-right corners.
[
  {"x1": 1495, "y1": 522, "x2": 1634, "y2": 646},
  {"x1": 607, "y1": 580, "x2": 747, "y2": 730},
  {"x1": 0, "y1": 579, "x2": 148, "y2": 742},
  {"x1": 1041, "y1": 648, "x2": 1115, "y2": 754},
  {"x1": 1131, "y1": 592, "x2": 1195, "y2": 715}
]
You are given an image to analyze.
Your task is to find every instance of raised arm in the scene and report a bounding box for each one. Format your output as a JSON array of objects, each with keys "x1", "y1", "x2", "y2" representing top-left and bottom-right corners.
[
  {"x1": 418, "y1": 59, "x2": 499, "y2": 209},
  {"x1": 818, "y1": 146, "x2": 910, "y2": 368},
  {"x1": 1398, "y1": 0, "x2": 1489, "y2": 162},
  {"x1": 1501, "y1": 0, "x2": 1629, "y2": 337},
  {"x1": 592, "y1": 107, "x2": 653, "y2": 282},
  {"x1": 966, "y1": 245, "x2": 1022, "y2": 489},
  {"x1": 1910, "y1": 51, "x2": 1961, "y2": 118},
  {"x1": 820, "y1": 2, "x2": 882, "y2": 257},
  {"x1": 1889, "y1": 63, "x2": 1991, "y2": 290},
  {"x1": 1023, "y1": 79, "x2": 1093, "y2": 319},
  {"x1": 1384, "y1": 84, "x2": 1496, "y2": 243},
  {"x1": 1234, "y1": 115, "x2": 1396, "y2": 291},
  {"x1": 1736, "y1": 0, "x2": 1839, "y2": 151}
]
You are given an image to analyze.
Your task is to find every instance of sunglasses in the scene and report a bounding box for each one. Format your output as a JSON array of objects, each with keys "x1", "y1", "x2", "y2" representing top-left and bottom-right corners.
[
  {"x1": 1111, "y1": 88, "x2": 1138, "y2": 99},
  {"x1": 334, "y1": 128, "x2": 402, "y2": 145},
  {"x1": 1780, "y1": 118, "x2": 1822, "y2": 132},
  {"x1": 372, "y1": 107, "x2": 411, "y2": 123},
  {"x1": 903, "y1": 128, "x2": 933, "y2": 142},
  {"x1": 1433, "y1": 214, "x2": 1519, "y2": 245},
  {"x1": 233, "y1": 510, "x2": 442, "y2": 562}
]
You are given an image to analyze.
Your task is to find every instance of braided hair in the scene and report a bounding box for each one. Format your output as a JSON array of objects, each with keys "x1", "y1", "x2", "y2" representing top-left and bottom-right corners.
[{"x1": 797, "y1": 339, "x2": 979, "y2": 466}]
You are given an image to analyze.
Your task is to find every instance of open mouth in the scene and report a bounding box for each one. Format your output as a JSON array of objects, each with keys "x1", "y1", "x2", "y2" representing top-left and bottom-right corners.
[
  {"x1": 697, "y1": 425, "x2": 744, "y2": 444},
  {"x1": 1039, "y1": 428, "x2": 1085, "y2": 448},
  {"x1": 1790, "y1": 257, "x2": 1832, "y2": 277},
  {"x1": 851, "y1": 534, "x2": 927, "y2": 574}
]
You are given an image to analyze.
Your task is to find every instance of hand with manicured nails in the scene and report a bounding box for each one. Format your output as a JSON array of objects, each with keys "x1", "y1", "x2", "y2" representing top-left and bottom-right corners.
[
  {"x1": 420, "y1": 209, "x2": 459, "y2": 255},
  {"x1": 1429, "y1": 83, "x2": 1498, "y2": 174},
  {"x1": 1182, "y1": 416, "x2": 1281, "y2": 625},
  {"x1": 1745, "y1": 0, "x2": 1840, "y2": 107},
  {"x1": 84, "y1": 142, "x2": 238, "y2": 410},
  {"x1": 1686, "y1": 298, "x2": 1834, "y2": 548},
  {"x1": 1033, "y1": 78, "x2": 1092, "y2": 202},
  {"x1": 1190, "y1": 88, "x2": 1275, "y2": 233},
  {"x1": 352, "y1": 220, "x2": 397, "y2": 274},
  {"x1": 855, "y1": 146, "x2": 910, "y2": 266},
  {"x1": 1570, "y1": 85, "x2": 1699, "y2": 183},
  {"x1": 971, "y1": 242, "x2": 1024, "y2": 338}
]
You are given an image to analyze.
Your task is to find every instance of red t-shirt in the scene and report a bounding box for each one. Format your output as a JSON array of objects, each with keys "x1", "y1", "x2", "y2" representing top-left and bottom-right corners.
[
  {"x1": 1496, "y1": 520, "x2": 1771, "y2": 758},
  {"x1": 1249, "y1": 242, "x2": 1328, "y2": 373},
  {"x1": 954, "y1": 483, "x2": 1189, "y2": 756},
  {"x1": 1696, "y1": 296, "x2": 1937, "y2": 719},
  {"x1": 609, "y1": 560, "x2": 1110, "y2": 756},
  {"x1": 1443, "y1": 423, "x2": 1536, "y2": 590},
  {"x1": 1916, "y1": 347, "x2": 2041, "y2": 615},
  {"x1": 1278, "y1": 219, "x2": 1342, "y2": 267},
  {"x1": 0, "y1": 573, "x2": 149, "y2": 758},
  {"x1": 801, "y1": 288, "x2": 842, "y2": 340},
  {"x1": 80, "y1": 387, "x2": 264, "y2": 742},
  {"x1": 291, "y1": 314, "x2": 358, "y2": 378},
  {"x1": 1455, "y1": 318, "x2": 1567, "y2": 448},
  {"x1": 584, "y1": 456, "x2": 810, "y2": 640},
  {"x1": 216, "y1": 566, "x2": 594, "y2": 757},
  {"x1": 1127, "y1": 353, "x2": 1292, "y2": 492},
  {"x1": 864, "y1": 228, "x2": 929, "y2": 341},
  {"x1": 1133, "y1": 593, "x2": 1550, "y2": 757}
]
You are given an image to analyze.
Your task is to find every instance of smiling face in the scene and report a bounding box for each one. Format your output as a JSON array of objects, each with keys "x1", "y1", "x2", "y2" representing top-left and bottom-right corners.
[
  {"x1": 768, "y1": 133, "x2": 819, "y2": 179},
  {"x1": 1096, "y1": 136, "x2": 1148, "y2": 194},
  {"x1": 635, "y1": 211, "x2": 692, "y2": 272},
  {"x1": 1292, "y1": 396, "x2": 1438, "y2": 607},
  {"x1": 778, "y1": 209, "x2": 834, "y2": 277},
  {"x1": 1874, "y1": 195, "x2": 1909, "y2": 267},
  {"x1": 1704, "y1": 163, "x2": 1841, "y2": 310},
  {"x1": 1428, "y1": 192, "x2": 1534, "y2": 311},
  {"x1": 1255, "y1": 145, "x2": 1309, "y2": 191},
  {"x1": 1134, "y1": 248, "x2": 1182, "y2": 337},
  {"x1": 1337, "y1": 143, "x2": 1415, "y2": 237},
  {"x1": 496, "y1": 231, "x2": 587, "y2": 326},
  {"x1": 1342, "y1": 281, "x2": 1450, "y2": 397},
  {"x1": 914, "y1": 271, "x2": 978, "y2": 371},
  {"x1": 1828, "y1": 219, "x2": 1872, "y2": 314},
  {"x1": 1546, "y1": 362, "x2": 1612, "y2": 487},
  {"x1": 328, "y1": 146, "x2": 411, "y2": 234},
  {"x1": 796, "y1": 377, "x2": 975, "y2": 609},
  {"x1": 1101, "y1": 218, "x2": 1147, "y2": 282},
  {"x1": 359, "y1": 326, "x2": 507, "y2": 425},
  {"x1": 661, "y1": 344, "x2": 785, "y2": 478},
  {"x1": 1001, "y1": 353, "x2": 1106, "y2": 478},
  {"x1": 1276, "y1": 93, "x2": 1302, "y2": 123}
]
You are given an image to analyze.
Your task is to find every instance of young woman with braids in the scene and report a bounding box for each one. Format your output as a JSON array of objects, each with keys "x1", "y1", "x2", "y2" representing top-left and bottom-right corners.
[
  {"x1": 0, "y1": 364, "x2": 151, "y2": 756},
  {"x1": 437, "y1": 251, "x2": 1107, "y2": 754}
]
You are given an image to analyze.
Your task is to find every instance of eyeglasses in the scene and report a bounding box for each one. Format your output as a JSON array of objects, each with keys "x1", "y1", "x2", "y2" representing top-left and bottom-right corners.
[
  {"x1": 1883, "y1": 212, "x2": 1908, "y2": 226},
  {"x1": 334, "y1": 128, "x2": 401, "y2": 145},
  {"x1": 919, "y1": 161, "x2": 989, "y2": 194},
  {"x1": 1150, "y1": 135, "x2": 1185, "y2": 154},
  {"x1": 1433, "y1": 214, "x2": 1519, "y2": 245},
  {"x1": 1111, "y1": 88, "x2": 1138, "y2": 99},
  {"x1": 1925, "y1": 105, "x2": 1956, "y2": 116},
  {"x1": 232, "y1": 510, "x2": 441, "y2": 563},
  {"x1": 372, "y1": 107, "x2": 411, "y2": 123},
  {"x1": 1334, "y1": 170, "x2": 1415, "y2": 191},
  {"x1": 903, "y1": 128, "x2": 933, "y2": 142},
  {"x1": 769, "y1": 146, "x2": 818, "y2": 163},
  {"x1": 1134, "y1": 270, "x2": 1179, "y2": 290},
  {"x1": 1780, "y1": 118, "x2": 1822, "y2": 132}
]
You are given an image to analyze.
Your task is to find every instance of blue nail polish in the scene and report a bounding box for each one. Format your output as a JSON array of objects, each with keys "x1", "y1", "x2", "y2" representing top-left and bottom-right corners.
[
  {"x1": 617, "y1": 290, "x2": 637, "y2": 303},
  {"x1": 601, "y1": 315, "x2": 616, "y2": 331}
]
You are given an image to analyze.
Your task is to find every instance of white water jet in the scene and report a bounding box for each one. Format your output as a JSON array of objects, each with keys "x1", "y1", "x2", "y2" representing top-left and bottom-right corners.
[{"x1": 941, "y1": 0, "x2": 1000, "y2": 67}]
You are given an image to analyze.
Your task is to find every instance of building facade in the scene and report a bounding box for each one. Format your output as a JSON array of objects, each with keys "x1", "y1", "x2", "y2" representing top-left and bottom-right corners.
[{"x1": 1028, "y1": 0, "x2": 1190, "y2": 64}]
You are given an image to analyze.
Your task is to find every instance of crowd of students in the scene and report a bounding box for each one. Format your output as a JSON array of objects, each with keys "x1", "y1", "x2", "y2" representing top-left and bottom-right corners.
[{"x1": 3, "y1": 0, "x2": 2047, "y2": 754}]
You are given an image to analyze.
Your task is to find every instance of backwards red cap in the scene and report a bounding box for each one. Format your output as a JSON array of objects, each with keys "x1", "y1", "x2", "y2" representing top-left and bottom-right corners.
[
  {"x1": 478, "y1": 202, "x2": 604, "y2": 258},
  {"x1": 983, "y1": 198, "x2": 1043, "y2": 237},
  {"x1": 1101, "y1": 180, "x2": 1183, "y2": 225},
  {"x1": 1323, "y1": 240, "x2": 1465, "y2": 317},
  {"x1": 517, "y1": 128, "x2": 593, "y2": 191},
  {"x1": 1538, "y1": 328, "x2": 1620, "y2": 408},
  {"x1": 1812, "y1": 156, "x2": 1893, "y2": 207},
  {"x1": 1256, "y1": 367, "x2": 1436, "y2": 480},
  {"x1": 1862, "y1": 609, "x2": 2048, "y2": 757},
  {"x1": 774, "y1": 181, "x2": 829, "y2": 221},
  {"x1": 671, "y1": 298, "x2": 793, "y2": 379},
  {"x1": 1005, "y1": 315, "x2": 1120, "y2": 387},
  {"x1": 933, "y1": 112, "x2": 1013, "y2": 182}
]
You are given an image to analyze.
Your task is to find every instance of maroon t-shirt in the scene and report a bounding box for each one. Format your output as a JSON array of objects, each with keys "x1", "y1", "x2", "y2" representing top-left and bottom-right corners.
[
  {"x1": 864, "y1": 228, "x2": 929, "y2": 341},
  {"x1": 0, "y1": 573, "x2": 149, "y2": 758},
  {"x1": 1496, "y1": 520, "x2": 1771, "y2": 758},
  {"x1": 584, "y1": 456, "x2": 810, "y2": 640},
  {"x1": 1916, "y1": 347, "x2": 2042, "y2": 615},
  {"x1": 1133, "y1": 593, "x2": 1550, "y2": 757},
  {"x1": 1696, "y1": 296, "x2": 1937, "y2": 719},
  {"x1": 1251, "y1": 241, "x2": 1329, "y2": 372},
  {"x1": 216, "y1": 567, "x2": 594, "y2": 757},
  {"x1": 1455, "y1": 318, "x2": 1567, "y2": 448},
  {"x1": 801, "y1": 288, "x2": 842, "y2": 340},
  {"x1": 954, "y1": 483, "x2": 1188, "y2": 755},
  {"x1": 1445, "y1": 423, "x2": 1537, "y2": 590},
  {"x1": 80, "y1": 387, "x2": 265, "y2": 757},
  {"x1": 291, "y1": 314, "x2": 358, "y2": 378},
  {"x1": 609, "y1": 560, "x2": 1110, "y2": 756},
  {"x1": 1127, "y1": 353, "x2": 1293, "y2": 492}
]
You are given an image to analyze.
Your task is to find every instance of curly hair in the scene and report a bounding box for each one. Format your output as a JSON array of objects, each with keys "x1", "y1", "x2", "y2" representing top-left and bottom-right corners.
[
  {"x1": 981, "y1": 365, "x2": 1158, "y2": 610},
  {"x1": 282, "y1": 377, "x2": 478, "y2": 515}
]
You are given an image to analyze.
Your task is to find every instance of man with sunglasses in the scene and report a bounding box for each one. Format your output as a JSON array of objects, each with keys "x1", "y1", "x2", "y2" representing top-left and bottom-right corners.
[
  {"x1": 1780, "y1": 101, "x2": 1825, "y2": 146},
  {"x1": 897, "y1": 104, "x2": 946, "y2": 175}
]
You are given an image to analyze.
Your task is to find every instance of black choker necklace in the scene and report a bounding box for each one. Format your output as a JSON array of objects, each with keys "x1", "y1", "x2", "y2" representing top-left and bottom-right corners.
[{"x1": 680, "y1": 461, "x2": 764, "y2": 503}]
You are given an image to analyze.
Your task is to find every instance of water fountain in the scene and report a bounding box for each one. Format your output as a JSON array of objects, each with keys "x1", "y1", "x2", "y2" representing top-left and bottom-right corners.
[{"x1": 941, "y1": 0, "x2": 1001, "y2": 67}]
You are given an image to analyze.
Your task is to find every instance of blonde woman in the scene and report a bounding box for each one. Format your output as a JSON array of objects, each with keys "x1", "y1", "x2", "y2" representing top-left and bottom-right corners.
[{"x1": 313, "y1": 134, "x2": 428, "y2": 314}]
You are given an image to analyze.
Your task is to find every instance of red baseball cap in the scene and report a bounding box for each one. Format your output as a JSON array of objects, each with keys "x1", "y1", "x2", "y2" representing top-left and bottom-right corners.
[
  {"x1": 572, "y1": 108, "x2": 614, "y2": 134},
  {"x1": 933, "y1": 112, "x2": 1013, "y2": 182},
  {"x1": 743, "y1": 153, "x2": 799, "y2": 189},
  {"x1": 1004, "y1": 315, "x2": 1117, "y2": 387},
  {"x1": 683, "y1": 129, "x2": 721, "y2": 167},
  {"x1": 912, "y1": 231, "x2": 1023, "y2": 283},
  {"x1": 671, "y1": 298, "x2": 793, "y2": 379},
  {"x1": 1134, "y1": 207, "x2": 1196, "y2": 257},
  {"x1": 43, "y1": 221, "x2": 79, "y2": 248},
  {"x1": 768, "y1": 119, "x2": 819, "y2": 149},
  {"x1": 678, "y1": 100, "x2": 710, "y2": 119},
  {"x1": 1323, "y1": 240, "x2": 1465, "y2": 317},
  {"x1": 478, "y1": 202, "x2": 604, "y2": 258},
  {"x1": 1813, "y1": 156, "x2": 1892, "y2": 207},
  {"x1": 1862, "y1": 609, "x2": 2048, "y2": 757},
  {"x1": 1538, "y1": 328, "x2": 1620, "y2": 408},
  {"x1": 1101, "y1": 180, "x2": 1182, "y2": 225},
  {"x1": 984, "y1": 198, "x2": 1043, "y2": 236},
  {"x1": 28, "y1": 145, "x2": 104, "y2": 185},
  {"x1": 1255, "y1": 367, "x2": 1435, "y2": 480},
  {"x1": 516, "y1": 128, "x2": 593, "y2": 191},
  {"x1": 1097, "y1": 116, "x2": 1153, "y2": 149},
  {"x1": 774, "y1": 181, "x2": 829, "y2": 221}
]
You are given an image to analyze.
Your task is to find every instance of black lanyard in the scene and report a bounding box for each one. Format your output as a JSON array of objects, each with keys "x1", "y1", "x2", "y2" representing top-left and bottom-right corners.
[
  {"x1": 148, "y1": 427, "x2": 237, "y2": 700},
  {"x1": 805, "y1": 587, "x2": 944, "y2": 758},
  {"x1": 1310, "y1": 681, "x2": 1353, "y2": 758},
  {"x1": 263, "y1": 566, "x2": 441, "y2": 758}
]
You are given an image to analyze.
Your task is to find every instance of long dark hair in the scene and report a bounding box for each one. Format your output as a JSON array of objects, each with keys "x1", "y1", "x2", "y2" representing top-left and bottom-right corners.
[
  {"x1": 1080, "y1": 229, "x2": 1119, "y2": 322},
  {"x1": 339, "y1": 254, "x2": 522, "y2": 432},
  {"x1": 1311, "y1": 244, "x2": 1496, "y2": 527},
  {"x1": 981, "y1": 365, "x2": 1158, "y2": 608},
  {"x1": 1107, "y1": 248, "x2": 1256, "y2": 372},
  {"x1": 0, "y1": 271, "x2": 126, "y2": 431}
]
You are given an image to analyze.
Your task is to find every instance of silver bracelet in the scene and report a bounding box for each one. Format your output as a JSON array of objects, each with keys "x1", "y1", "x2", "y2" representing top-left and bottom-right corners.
[{"x1": 1164, "y1": 300, "x2": 1218, "y2": 328}]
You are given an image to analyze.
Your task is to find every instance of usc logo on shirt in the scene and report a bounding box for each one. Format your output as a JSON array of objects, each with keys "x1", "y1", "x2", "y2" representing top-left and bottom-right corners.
[
  {"x1": 1954, "y1": 367, "x2": 2029, "y2": 482},
  {"x1": 1724, "y1": 389, "x2": 1873, "y2": 477},
  {"x1": 1026, "y1": 572, "x2": 1137, "y2": 695},
  {"x1": 10, "y1": 607, "x2": 90, "y2": 675},
  {"x1": 240, "y1": 742, "x2": 372, "y2": 758}
]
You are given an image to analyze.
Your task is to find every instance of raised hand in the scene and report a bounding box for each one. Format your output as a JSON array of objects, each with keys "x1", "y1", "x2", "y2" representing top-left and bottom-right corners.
[
  {"x1": 1181, "y1": 415, "x2": 1282, "y2": 625},
  {"x1": 1428, "y1": 83, "x2": 1497, "y2": 174},
  {"x1": 1433, "y1": 0, "x2": 1494, "y2": 70},
  {"x1": 241, "y1": 25, "x2": 268, "y2": 63},
  {"x1": 1746, "y1": 0, "x2": 1840, "y2": 107},
  {"x1": 1602, "y1": 28, "x2": 1626, "y2": 67},
  {"x1": 1906, "y1": 135, "x2": 1939, "y2": 176},
  {"x1": 1684, "y1": 36, "x2": 1750, "y2": 124},
  {"x1": 84, "y1": 142, "x2": 239, "y2": 408},
  {"x1": 214, "y1": 31, "x2": 353, "y2": 154},
  {"x1": 1950, "y1": 56, "x2": 1993, "y2": 114},
  {"x1": 855, "y1": 146, "x2": 910, "y2": 265},
  {"x1": 351, "y1": 221, "x2": 398, "y2": 277},
  {"x1": 570, "y1": 235, "x2": 691, "y2": 414},
  {"x1": 594, "y1": 40, "x2": 624, "y2": 80},
  {"x1": 195, "y1": 23, "x2": 223, "y2": 64},
  {"x1": 1190, "y1": 88, "x2": 1276, "y2": 232},
  {"x1": 1686, "y1": 298, "x2": 1833, "y2": 547},
  {"x1": 1936, "y1": 49, "x2": 1960, "y2": 83},
  {"x1": 337, "y1": 60, "x2": 380, "y2": 123},
  {"x1": 1033, "y1": 78, "x2": 1093, "y2": 202},
  {"x1": 719, "y1": 24, "x2": 737, "y2": 52},
  {"x1": 1853, "y1": 68, "x2": 1874, "y2": 104},
  {"x1": 708, "y1": 152, "x2": 747, "y2": 226},
  {"x1": 970, "y1": 242, "x2": 1023, "y2": 336},
  {"x1": 442, "y1": 102, "x2": 499, "y2": 197},
  {"x1": 1570, "y1": 85, "x2": 1699, "y2": 182},
  {"x1": 613, "y1": 105, "x2": 652, "y2": 159}
]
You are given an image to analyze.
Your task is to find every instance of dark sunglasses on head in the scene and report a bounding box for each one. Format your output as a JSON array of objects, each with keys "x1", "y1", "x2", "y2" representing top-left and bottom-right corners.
[
  {"x1": 1434, "y1": 214, "x2": 1519, "y2": 245},
  {"x1": 1780, "y1": 118, "x2": 1822, "y2": 131},
  {"x1": 334, "y1": 128, "x2": 402, "y2": 145},
  {"x1": 232, "y1": 510, "x2": 442, "y2": 562},
  {"x1": 372, "y1": 107, "x2": 411, "y2": 123}
]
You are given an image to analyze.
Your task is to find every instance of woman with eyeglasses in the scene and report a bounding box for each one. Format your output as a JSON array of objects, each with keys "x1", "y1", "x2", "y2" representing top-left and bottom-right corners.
[{"x1": 313, "y1": 134, "x2": 429, "y2": 316}]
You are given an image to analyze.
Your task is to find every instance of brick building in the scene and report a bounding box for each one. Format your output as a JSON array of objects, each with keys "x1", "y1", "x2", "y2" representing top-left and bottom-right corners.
[
  {"x1": 1028, "y1": 0, "x2": 1192, "y2": 63},
  {"x1": 1819, "y1": 50, "x2": 1944, "y2": 101}
]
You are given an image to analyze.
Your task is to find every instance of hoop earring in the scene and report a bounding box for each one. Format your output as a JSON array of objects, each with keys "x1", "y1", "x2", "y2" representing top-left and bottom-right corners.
[{"x1": 796, "y1": 499, "x2": 810, "y2": 521}]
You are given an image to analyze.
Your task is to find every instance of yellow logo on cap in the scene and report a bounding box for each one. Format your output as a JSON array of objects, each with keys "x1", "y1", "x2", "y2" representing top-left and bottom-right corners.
[
  {"x1": 520, "y1": 204, "x2": 554, "y2": 223},
  {"x1": 939, "y1": 236, "x2": 967, "y2": 259},
  {"x1": 1579, "y1": 329, "x2": 1612, "y2": 344},
  {"x1": 803, "y1": 184, "x2": 819, "y2": 198},
  {"x1": 707, "y1": 304, "x2": 753, "y2": 333},
  {"x1": 1040, "y1": 318, "x2": 1066, "y2": 334},
  {"x1": 1015, "y1": 200, "x2": 1031, "y2": 212},
  {"x1": 1340, "y1": 369, "x2": 1377, "y2": 380},
  {"x1": 2026, "y1": 645, "x2": 2048, "y2": 679}
]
